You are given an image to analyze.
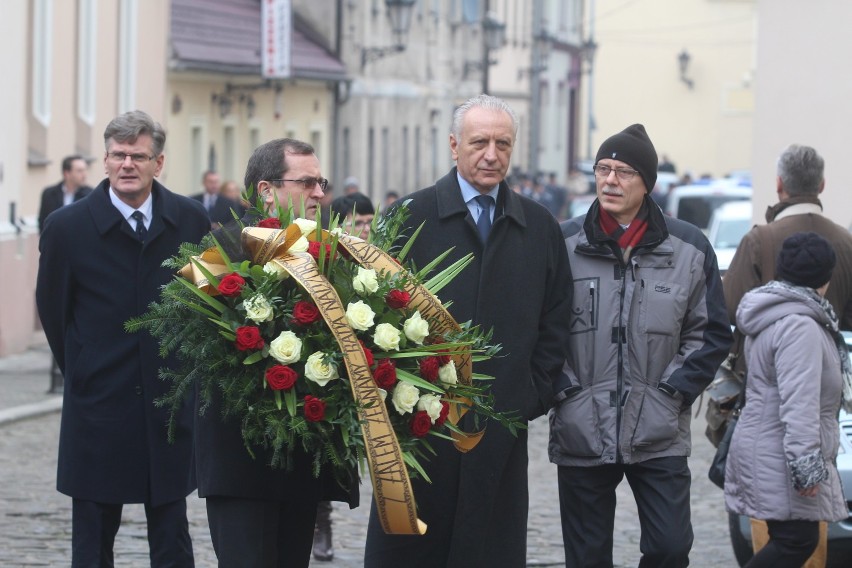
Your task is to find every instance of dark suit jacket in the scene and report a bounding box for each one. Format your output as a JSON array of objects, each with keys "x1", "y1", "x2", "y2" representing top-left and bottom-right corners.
[
  {"x1": 38, "y1": 182, "x2": 92, "y2": 232},
  {"x1": 36, "y1": 179, "x2": 210, "y2": 506},
  {"x1": 190, "y1": 192, "x2": 245, "y2": 226}
]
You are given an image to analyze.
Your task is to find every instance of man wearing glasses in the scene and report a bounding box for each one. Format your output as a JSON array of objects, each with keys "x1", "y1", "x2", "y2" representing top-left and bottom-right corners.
[
  {"x1": 36, "y1": 110, "x2": 210, "y2": 566},
  {"x1": 195, "y1": 138, "x2": 355, "y2": 568},
  {"x1": 549, "y1": 124, "x2": 731, "y2": 567}
]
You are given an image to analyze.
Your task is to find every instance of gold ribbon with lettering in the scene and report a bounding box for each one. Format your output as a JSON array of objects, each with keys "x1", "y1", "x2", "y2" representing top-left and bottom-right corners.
[{"x1": 179, "y1": 226, "x2": 485, "y2": 534}]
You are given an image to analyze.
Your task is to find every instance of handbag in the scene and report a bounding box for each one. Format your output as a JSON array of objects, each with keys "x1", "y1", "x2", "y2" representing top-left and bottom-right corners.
[
  {"x1": 704, "y1": 351, "x2": 744, "y2": 448},
  {"x1": 708, "y1": 409, "x2": 739, "y2": 489}
]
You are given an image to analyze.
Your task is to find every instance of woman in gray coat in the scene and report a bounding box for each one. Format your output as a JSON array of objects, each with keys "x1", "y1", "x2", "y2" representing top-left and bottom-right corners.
[{"x1": 725, "y1": 232, "x2": 851, "y2": 567}]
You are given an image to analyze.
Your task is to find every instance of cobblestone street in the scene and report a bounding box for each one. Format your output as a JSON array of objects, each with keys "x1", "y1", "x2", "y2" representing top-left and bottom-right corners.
[{"x1": 1, "y1": 399, "x2": 737, "y2": 566}]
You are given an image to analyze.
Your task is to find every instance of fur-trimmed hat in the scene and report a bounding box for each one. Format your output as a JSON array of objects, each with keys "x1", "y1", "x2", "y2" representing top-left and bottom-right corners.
[
  {"x1": 776, "y1": 231, "x2": 836, "y2": 289},
  {"x1": 595, "y1": 124, "x2": 658, "y2": 192}
]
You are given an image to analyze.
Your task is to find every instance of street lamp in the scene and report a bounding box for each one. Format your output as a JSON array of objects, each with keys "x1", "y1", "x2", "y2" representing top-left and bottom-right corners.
[
  {"x1": 464, "y1": 10, "x2": 506, "y2": 93},
  {"x1": 361, "y1": 0, "x2": 418, "y2": 69}
]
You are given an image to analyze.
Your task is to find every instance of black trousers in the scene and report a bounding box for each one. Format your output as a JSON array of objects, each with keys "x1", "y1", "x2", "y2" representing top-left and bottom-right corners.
[
  {"x1": 206, "y1": 496, "x2": 318, "y2": 568},
  {"x1": 71, "y1": 498, "x2": 193, "y2": 568},
  {"x1": 745, "y1": 519, "x2": 820, "y2": 568},
  {"x1": 557, "y1": 456, "x2": 693, "y2": 568}
]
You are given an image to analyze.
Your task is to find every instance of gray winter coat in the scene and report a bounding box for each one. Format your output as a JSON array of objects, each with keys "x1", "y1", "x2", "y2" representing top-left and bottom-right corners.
[
  {"x1": 724, "y1": 283, "x2": 847, "y2": 522},
  {"x1": 549, "y1": 197, "x2": 731, "y2": 466}
]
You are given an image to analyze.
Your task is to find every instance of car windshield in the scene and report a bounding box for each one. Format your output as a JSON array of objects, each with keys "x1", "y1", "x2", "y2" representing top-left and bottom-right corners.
[{"x1": 713, "y1": 219, "x2": 751, "y2": 249}]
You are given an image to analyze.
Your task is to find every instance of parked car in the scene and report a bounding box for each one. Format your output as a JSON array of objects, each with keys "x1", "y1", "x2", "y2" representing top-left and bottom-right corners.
[
  {"x1": 707, "y1": 201, "x2": 753, "y2": 275},
  {"x1": 728, "y1": 331, "x2": 852, "y2": 567},
  {"x1": 665, "y1": 181, "x2": 752, "y2": 233}
]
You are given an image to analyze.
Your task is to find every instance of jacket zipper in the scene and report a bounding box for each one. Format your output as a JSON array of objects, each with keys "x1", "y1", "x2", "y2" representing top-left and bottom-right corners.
[{"x1": 615, "y1": 261, "x2": 628, "y2": 463}]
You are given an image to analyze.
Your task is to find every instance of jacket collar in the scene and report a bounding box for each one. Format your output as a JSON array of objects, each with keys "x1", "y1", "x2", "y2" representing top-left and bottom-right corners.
[
  {"x1": 434, "y1": 167, "x2": 527, "y2": 229},
  {"x1": 583, "y1": 195, "x2": 668, "y2": 250},
  {"x1": 88, "y1": 178, "x2": 178, "y2": 242}
]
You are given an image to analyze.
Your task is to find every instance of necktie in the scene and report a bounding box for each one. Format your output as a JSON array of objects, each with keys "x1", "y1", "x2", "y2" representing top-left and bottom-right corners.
[
  {"x1": 474, "y1": 194, "x2": 493, "y2": 243},
  {"x1": 131, "y1": 211, "x2": 147, "y2": 242}
]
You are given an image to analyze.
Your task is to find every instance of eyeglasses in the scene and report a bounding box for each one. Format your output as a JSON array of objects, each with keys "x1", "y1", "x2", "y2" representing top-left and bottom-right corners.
[
  {"x1": 593, "y1": 164, "x2": 639, "y2": 181},
  {"x1": 269, "y1": 177, "x2": 329, "y2": 191},
  {"x1": 107, "y1": 152, "x2": 157, "y2": 164}
]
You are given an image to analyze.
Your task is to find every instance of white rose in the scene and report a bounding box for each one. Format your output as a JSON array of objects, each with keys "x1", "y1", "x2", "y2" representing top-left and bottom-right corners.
[
  {"x1": 293, "y1": 218, "x2": 317, "y2": 236},
  {"x1": 304, "y1": 351, "x2": 339, "y2": 387},
  {"x1": 417, "y1": 394, "x2": 443, "y2": 424},
  {"x1": 438, "y1": 360, "x2": 458, "y2": 385},
  {"x1": 403, "y1": 311, "x2": 429, "y2": 345},
  {"x1": 269, "y1": 331, "x2": 302, "y2": 364},
  {"x1": 345, "y1": 300, "x2": 376, "y2": 331},
  {"x1": 373, "y1": 323, "x2": 401, "y2": 351},
  {"x1": 244, "y1": 294, "x2": 274, "y2": 323},
  {"x1": 392, "y1": 382, "x2": 420, "y2": 415},
  {"x1": 289, "y1": 235, "x2": 309, "y2": 253},
  {"x1": 352, "y1": 267, "x2": 379, "y2": 295},
  {"x1": 263, "y1": 261, "x2": 289, "y2": 280}
]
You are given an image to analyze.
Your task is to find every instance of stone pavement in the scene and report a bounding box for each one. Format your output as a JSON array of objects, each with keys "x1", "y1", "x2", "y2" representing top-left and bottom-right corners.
[{"x1": 0, "y1": 333, "x2": 739, "y2": 566}]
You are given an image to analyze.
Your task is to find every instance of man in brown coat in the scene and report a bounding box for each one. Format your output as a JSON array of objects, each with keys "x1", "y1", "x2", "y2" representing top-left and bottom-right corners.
[
  {"x1": 722, "y1": 143, "x2": 852, "y2": 566},
  {"x1": 724, "y1": 144, "x2": 852, "y2": 330}
]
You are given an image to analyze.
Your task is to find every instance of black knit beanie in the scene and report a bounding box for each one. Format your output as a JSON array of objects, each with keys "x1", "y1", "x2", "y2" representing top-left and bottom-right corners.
[
  {"x1": 776, "y1": 232, "x2": 836, "y2": 289},
  {"x1": 595, "y1": 124, "x2": 658, "y2": 192}
]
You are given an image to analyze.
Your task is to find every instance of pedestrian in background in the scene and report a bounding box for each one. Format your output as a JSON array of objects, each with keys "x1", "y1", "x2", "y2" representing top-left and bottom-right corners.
[
  {"x1": 364, "y1": 94, "x2": 572, "y2": 568},
  {"x1": 725, "y1": 232, "x2": 850, "y2": 567},
  {"x1": 191, "y1": 170, "x2": 244, "y2": 229},
  {"x1": 724, "y1": 144, "x2": 852, "y2": 330},
  {"x1": 38, "y1": 154, "x2": 92, "y2": 233},
  {"x1": 35, "y1": 110, "x2": 210, "y2": 566},
  {"x1": 550, "y1": 124, "x2": 731, "y2": 567},
  {"x1": 197, "y1": 138, "x2": 356, "y2": 568},
  {"x1": 331, "y1": 192, "x2": 375, "y2": 240},
  {"x1": 720, "y1": 144, "x2": 852, "y2": 562}
]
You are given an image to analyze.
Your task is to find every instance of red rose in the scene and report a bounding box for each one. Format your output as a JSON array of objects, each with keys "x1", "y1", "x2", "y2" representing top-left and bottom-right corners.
[
  {"x1": 308, "y1": 241, "x2": 333, "y2": 261},
  {"x1": 419, "y1": 356, "x2": 440, "y2": 383},
  {"x1": 435, "y1": 351, "x2": 452, "y2": 366},
  {"x1": 292, "y1": 301, "x2": 321, "y2": 325},
  {"x1": 257, "y1": 217, "x2": 281, "y2": 229},
  {"x1": 410, "y1": 411, "x2": 432, "y2": 438},
  {"x1": 385, "y1": 289, "x2": 411, "y2": 310},
  {"x1": 303, "y1": 395, "x2": 326, "y2": 422},
  {"x1": 265, "y1": 365, "x2": 298, "y2": 390},
  {"x1": 359, "y1": 340, "x2": 374, "y2": 367},
  {"x1": 235, "y1": 326, "x2": 265, "y2": 351},
  {"x1": 218, "y1": 272, "x2": 246, "y2": 297},
  {"x1": 435, "y1": 401, "x2": 450, "y2": 426},
  {"x1": 373, "y1": 359, "x2": 397, "y2": 390}
]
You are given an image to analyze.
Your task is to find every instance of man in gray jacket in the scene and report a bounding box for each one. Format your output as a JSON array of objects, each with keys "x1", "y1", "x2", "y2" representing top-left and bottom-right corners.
[{"x1": 550, "y1": 124, "x2": 732, "y2": 567}]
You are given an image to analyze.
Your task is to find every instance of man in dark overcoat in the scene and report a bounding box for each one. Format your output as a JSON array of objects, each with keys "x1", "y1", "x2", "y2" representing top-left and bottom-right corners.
[
  {"x1": 38, "y1": 154, "x2": 92, "y2": 233},
  {"x1": 363, "y1": 95, "x2": 573, "y2": 567},
  {"x1": 36, "y1": 110, "x2": 210, "y2": 566},
  {"x1": 196, "y1": 138, "x2": 356, "y2": 568}
]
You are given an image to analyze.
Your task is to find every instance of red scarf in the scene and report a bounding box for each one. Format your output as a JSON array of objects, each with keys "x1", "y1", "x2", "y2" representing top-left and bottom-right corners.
[{"x1": 598, "y1": 202, "x2": 649, "y2": 262}]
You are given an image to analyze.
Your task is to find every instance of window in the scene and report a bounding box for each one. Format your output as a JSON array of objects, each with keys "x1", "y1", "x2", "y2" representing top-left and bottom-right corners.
[
  {"x1": 77, "y1": 0, "x2": 97, "y2": 125},
  {"x1": 223, "y1": 126, "x2": 235, "y2": 181},
  {"x1": 32, "y1": 0, "x2": 52, "y2": 127},
  {"x1": 402, "y1": 126, "x2": 409, "y2": 192},
  {"x1": 381, "y1": 127, "x2": 389, "y2": 194},
  {"x1": 342, "y1": 127, "x2": 351, "y2": 183},
  {"x1": 118, "y1": 0, "x2": 138, "y2": 112},
  {"x1": 414, "y1": 126, "x2": 421, "y2": 189},
  {"x1": 190, "y1": 126, "x2": 203, "y2": 190},
  {"x1": 368, "y1": 128, "x2": 375, "y2": 197}
]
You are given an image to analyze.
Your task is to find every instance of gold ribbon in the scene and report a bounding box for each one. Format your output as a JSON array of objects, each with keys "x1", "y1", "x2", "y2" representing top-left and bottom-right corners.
[{"x1": 179, "y1": 225, "x2": 484, "y2": 534}]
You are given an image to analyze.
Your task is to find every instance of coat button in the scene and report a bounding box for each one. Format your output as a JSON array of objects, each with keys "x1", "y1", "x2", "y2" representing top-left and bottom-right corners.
[{"x1": 135, "y1": 386, "x2": 143, "y2": 395}]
